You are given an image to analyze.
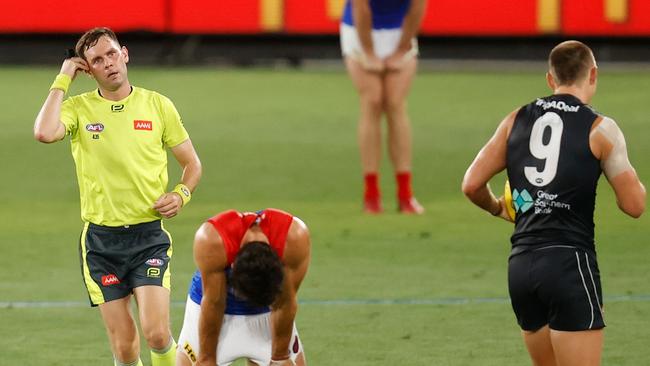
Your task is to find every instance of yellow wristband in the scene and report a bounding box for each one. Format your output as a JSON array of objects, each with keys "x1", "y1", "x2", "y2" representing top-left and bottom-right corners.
[
  {"x1": 50, "y1": 74, "x2": 72, "y2": 94},
  {"x1": 173, "y1": 183, "x2": 192, "y2": 207}
]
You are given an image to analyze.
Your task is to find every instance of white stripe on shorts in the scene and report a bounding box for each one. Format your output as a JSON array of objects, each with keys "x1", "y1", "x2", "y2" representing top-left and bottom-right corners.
[
  {"x1": 585, "y1": 252, "x2": 603, "y2": 315},
  {"x1": 576, "y1": 252, "x2": 595, "y2": 329}
]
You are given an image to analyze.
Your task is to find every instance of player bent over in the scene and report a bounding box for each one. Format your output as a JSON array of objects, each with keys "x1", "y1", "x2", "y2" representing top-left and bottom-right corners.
[
  {"x1": 177, "y1": 208, "x2": 311, "y2": 366},
  {"x1": 462, "y1": 40, "x2": 645, "y2": 365}
]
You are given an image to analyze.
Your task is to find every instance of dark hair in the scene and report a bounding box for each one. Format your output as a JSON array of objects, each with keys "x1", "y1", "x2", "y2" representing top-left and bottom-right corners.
[
  {"x1": 75, "y1": 27, "x2": 120, "y2": 60},
  {"x1": 548, "y1": 40, "x2": 595, "y2": 86},
  {"x1": 230, "y1": 242, "x2": 284, "y2": 307}
]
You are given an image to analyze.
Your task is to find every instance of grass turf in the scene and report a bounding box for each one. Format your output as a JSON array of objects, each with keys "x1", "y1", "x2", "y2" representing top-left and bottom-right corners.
[{"x1": 0, "y1": 65, "x2": 648, "y2": 365}]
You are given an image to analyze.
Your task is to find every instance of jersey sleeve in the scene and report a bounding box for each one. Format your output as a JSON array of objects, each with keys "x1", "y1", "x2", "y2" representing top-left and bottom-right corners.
[
  {"x1": 159, "y1": 95, "x2": 189, "y2": 148},
  {"x1": 60, "y1": 98, "x2": 78, "y2": 137}
]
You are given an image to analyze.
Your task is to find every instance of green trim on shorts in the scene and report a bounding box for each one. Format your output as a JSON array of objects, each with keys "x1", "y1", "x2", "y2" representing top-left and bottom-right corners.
[
  {"x1": 161, "y1": 221, "x2": 173, "y2": 290},
  {"x1": 80, "y1": 222, "x2": 105, "y2": 305}
]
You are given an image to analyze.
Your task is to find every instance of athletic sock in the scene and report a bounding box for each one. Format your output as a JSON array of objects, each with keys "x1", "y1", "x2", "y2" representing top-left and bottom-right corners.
[
  {"x1": 396, "y1": 171, "x2": 413, "y2": 201},
  {"x1": 364, "y1": 173, "x2": 380, "y2": 201},
  {"x1": 114, "y1": 357, "x2": 143, "y2": 366},
  {"x1": 151, "y1": 337, "x2": 177, "y2": 366}
]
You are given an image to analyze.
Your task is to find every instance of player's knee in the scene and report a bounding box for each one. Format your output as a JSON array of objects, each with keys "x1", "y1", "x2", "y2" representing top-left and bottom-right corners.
[
  {"x1": 361, "y1": 92, "x2": 383, "y2": 112},
  {"x1": 112, "y1": 339, "x2": 139, "y2": 362},
  {"x1": 142, "y1": 326, "x2": 171, "y2": 349},
  {"x1": 384, "y1": 96, "x2": 406, "y2": 118}
]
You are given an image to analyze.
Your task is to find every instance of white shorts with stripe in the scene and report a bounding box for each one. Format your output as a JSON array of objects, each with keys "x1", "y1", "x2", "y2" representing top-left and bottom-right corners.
[{"x1": 177, "y1": 297, "x2": 303, "y2": 365}]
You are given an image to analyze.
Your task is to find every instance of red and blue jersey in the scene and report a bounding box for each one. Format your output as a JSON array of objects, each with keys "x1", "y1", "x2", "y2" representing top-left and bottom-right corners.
[
  {"x1": 188, "y1": 208, "x2": 293, "y2": 315},
  {"x1": 341, "y1": 0, "x2": 411, "y2": 30}
]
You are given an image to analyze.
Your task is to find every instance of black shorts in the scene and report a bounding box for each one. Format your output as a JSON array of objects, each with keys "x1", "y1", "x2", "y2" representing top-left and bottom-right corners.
[
  {"x1": 78, "y1": 220, "x2": 172, "y2": 306},
  {"x1": 508, "y1": 245, "x2": 605, "y2": 332}
]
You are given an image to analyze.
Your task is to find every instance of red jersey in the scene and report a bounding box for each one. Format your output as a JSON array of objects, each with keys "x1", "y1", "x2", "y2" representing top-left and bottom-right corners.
[{"x1": 207, "y1": 208, "x2": 294, "y2": 265}]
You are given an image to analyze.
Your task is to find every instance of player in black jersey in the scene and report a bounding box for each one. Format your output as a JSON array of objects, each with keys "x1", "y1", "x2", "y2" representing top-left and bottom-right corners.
[{"x1": 462, "y1": 40, "x2": 646, "y2": 366}]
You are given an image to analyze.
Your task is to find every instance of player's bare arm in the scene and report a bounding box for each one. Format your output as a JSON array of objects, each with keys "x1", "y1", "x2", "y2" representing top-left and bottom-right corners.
[
  {"x1": 194, "y1": 223, "x2": 228, "y2": 366},
  {"x1": 271, "y1": 218, "x2": 311, "y2": 364},
  {"x1": 385, "y1": 0, "x2": 426, "y2": 70},
  {"x1": 153, "y1": 139, "x2": 202, "y2": 218},
  {"x1": 351, "y1": 0, "x2": 383, "y2": 72},
  {"x1": 34, "y1": 57, "x2": 89, "y2": 143},
  {"x1": 462, "y1": 109, "x2": 518, "y2": 221},
  {"x1": 590, "y1": 117, "x2": 646, "y2": 217}
]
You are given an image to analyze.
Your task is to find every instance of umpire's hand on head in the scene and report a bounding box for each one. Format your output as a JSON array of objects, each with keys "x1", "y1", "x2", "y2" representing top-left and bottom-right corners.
[
  {"x1": 60, "y1": 57, "x2": 89, "y2": 80},
  {"x1": 153, "y1": 192, "x2": 183, "y2": 218}
]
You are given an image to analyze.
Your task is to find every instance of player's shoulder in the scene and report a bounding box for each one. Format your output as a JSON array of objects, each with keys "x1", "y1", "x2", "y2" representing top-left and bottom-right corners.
[
  {"x1": 134, "y1": 87, "x2": 173, "y2": 104},
  {"x1": 66, "y1": 89, "x2": 100, "y2": 105},
  {"x1": 195, "y1": 221, "x2": 227, "y2": 253},
  {"x1": 287, "y1": 216, "x2": 310, "y2": 243},
  {"x1": 592, "y1": 114, "x2": 622, "y2": 134}
]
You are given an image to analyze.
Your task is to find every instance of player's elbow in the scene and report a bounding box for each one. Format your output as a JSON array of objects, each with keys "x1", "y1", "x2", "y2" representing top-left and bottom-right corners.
[
  {"x1": 33, "y1": 129, "x2": 58, "y2": 143},
  {"x1": 284, "y1": 298, "x2": 299, "y2": 318},
  {"x1": 621, "y1": 199, "x2": 645, "y2": 218},
  {"x1": 619, "y1": 184, "x2": 646, "y2": 218},
  {"x1": 461, "y1": 178, "x2": 482, "y2": 200}
]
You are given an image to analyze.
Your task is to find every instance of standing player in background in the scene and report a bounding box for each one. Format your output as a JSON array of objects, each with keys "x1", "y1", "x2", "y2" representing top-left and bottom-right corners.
[
  {"x1": 341, "y1": 0, "x2": 427, "y2": 214},
  {"x1": 462, "y1": 41, "x2": 645, "y2": 365},
  {"x1": 177, "y1": 209, "x2": 310, "y2": 366},
  {"x1": 33, "y1": 27, "x2": 202, "y2": 366}
]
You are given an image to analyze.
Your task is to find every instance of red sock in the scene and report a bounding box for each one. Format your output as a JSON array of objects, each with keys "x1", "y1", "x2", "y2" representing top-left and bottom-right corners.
[
  {"x1": 364, "y1": 173, "x2": 380, "y2": 200},
  {"x1": 396, "y1": 171, "x2": 413, "y2": 201}
]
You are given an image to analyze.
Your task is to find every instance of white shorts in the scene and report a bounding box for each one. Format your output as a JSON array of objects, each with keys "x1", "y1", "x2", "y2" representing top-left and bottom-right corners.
[
  {"x1": 340, "y1": 23, "x2": 418, "y2": 60},
  {"x1": 177, "y1": 297, "x2": 303, "y2": 366}
]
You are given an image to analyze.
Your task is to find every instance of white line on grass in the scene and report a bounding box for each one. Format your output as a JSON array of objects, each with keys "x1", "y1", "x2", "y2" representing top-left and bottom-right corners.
[{"x1": 2, "y1": 295, "x2": 650, "y2": 309}]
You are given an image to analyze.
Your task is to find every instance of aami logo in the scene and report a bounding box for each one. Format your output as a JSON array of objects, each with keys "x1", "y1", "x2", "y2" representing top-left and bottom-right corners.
[
  {"x1": 101, "y1": 274, "x2": 120, "y2": 286},
  {"x1": 85, "y1": 123, "x2": 104, "y2": 132},
  {"x1": 134, "y1": 120, "x2": 152, "y2": 131}
]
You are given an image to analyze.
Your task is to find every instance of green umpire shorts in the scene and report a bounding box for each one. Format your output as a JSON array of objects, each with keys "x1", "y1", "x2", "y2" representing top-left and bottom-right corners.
[{"x1": 78, "y1": 220, "x2": 173, "y2": 306}]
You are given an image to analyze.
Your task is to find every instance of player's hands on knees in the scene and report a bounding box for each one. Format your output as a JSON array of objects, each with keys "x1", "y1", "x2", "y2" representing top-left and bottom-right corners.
[
  {"x1": 357, "y1": 51, "x2": 384, "y2": 73},
  {"x1": 385, "y1": 47, "x2": 416, "y2": 71},
  {"x1": 196, "y1": 360, "x2": 216, "y2": 366},
  {"x1": 269, "y1": 358, "x2": 296, "y2": 366},
  {"x1": 196, "y1": 355, "x2": 217, "y2": 366},
  {"x1": 153, "y1": 192, "x2": 183, "y2": 219},
  {"x1": 60, "y1": 57, "x2": 89, "y2": 80}
]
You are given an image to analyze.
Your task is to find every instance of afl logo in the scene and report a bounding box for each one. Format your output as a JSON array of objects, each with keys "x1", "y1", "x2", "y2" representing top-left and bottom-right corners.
[
  {"x1": 146, "y1": 258, "x2": 164, "y2": 267},
  {"x1": 86, "y1": 123, "x2": 105, "y2": 132}
]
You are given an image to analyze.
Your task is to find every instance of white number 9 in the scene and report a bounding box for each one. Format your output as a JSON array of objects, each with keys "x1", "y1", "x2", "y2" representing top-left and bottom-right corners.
[{"x1": 524, "y1": 112, "x2": 564, "y2": 187}]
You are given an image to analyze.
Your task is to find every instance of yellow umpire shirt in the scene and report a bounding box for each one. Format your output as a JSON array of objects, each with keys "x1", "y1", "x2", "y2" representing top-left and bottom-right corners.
[{"x1": 60, "y1": 87, "x2": 189, "y2": 226}]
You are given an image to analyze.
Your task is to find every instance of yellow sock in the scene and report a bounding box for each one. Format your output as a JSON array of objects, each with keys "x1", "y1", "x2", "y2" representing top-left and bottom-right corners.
[{"x1": 151, "y1": 338, "x2": 177, "y2": 366}]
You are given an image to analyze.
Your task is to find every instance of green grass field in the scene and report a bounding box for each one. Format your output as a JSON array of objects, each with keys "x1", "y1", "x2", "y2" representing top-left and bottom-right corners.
[{"x1": 0, "y1": 65, "x2": 648, "y2": 365}]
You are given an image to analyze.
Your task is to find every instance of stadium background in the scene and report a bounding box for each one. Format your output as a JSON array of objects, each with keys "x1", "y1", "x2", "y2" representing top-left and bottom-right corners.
[{"x1": 1, "y1": 0, "x2": 649, "y2": 364}]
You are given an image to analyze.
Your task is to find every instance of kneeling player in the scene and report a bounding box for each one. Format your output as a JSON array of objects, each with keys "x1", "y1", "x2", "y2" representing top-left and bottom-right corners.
[{"x1": 177, "y1": 208, "x2": 311, "y2": 366}]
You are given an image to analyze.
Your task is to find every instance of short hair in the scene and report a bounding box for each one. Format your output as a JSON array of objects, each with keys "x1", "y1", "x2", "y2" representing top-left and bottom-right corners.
[
  {"x1": 548, "y1": 40, "x2": 595, "y2": 86},
  {"x1": 75, "y1": 27, "x2": 120, "y2": 60},
  {"x1": 230, "y1": 242, "x2": 284, "y2": 307}
]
